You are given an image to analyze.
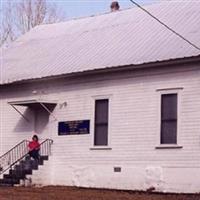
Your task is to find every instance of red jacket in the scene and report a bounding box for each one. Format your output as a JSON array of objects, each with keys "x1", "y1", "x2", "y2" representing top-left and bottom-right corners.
[{"x1": 28, "y1": 141, "x2": 40, "y2": 151}]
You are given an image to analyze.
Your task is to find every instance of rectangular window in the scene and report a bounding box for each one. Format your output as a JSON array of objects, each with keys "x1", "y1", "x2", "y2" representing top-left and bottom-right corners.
[
  {"x1": 161, "y1": 94, "x2": 177, "y2": 144},
  {"x1": 94, "y1": 99, "x2": 109, "y2": 146}
]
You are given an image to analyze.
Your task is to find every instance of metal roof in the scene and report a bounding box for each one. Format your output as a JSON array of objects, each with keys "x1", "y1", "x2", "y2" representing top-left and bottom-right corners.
[
  {"x1": 1, "y1": 1, "x2": 200, "y2": 85},
  {"x1": 8, "y1": 99, "x2": 57, "y2": 106}
]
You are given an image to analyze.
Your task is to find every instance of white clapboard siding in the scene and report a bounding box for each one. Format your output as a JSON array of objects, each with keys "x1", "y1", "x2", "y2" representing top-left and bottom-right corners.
[{"x1": 0, "y1": 64, "x2": 200, "y2": 192}]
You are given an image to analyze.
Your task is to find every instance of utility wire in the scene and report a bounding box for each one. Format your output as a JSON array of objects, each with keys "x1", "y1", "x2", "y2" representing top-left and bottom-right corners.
[{"x1": 129, "y1": 0, "x2": 200, "y2": 51}]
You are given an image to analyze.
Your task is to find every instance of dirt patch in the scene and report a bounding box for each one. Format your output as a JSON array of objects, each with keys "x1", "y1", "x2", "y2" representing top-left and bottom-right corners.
[{"x1": 0, "y1": 186, "x2": 199, "y2": 200}]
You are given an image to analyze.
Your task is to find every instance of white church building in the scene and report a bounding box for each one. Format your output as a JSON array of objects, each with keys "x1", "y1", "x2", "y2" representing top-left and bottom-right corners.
[{"x1": 0, "y1": 1, "x2": 200, "y2": 193}]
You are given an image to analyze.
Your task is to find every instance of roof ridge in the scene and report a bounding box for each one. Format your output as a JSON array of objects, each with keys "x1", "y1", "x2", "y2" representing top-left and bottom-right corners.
[{"x1": 39, "y1": 1, "x2": 161, "y2": 28}]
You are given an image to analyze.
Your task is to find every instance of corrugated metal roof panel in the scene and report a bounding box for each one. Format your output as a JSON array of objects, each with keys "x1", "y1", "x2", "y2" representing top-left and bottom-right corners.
[{"x1": 1, "y1": 1, "x2": 200, "y2": 85}]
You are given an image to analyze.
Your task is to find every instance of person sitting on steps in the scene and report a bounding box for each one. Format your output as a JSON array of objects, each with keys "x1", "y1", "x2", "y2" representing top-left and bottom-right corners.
[{"x1": 28, "y1": 135, "x2": 40, "y2": 160}]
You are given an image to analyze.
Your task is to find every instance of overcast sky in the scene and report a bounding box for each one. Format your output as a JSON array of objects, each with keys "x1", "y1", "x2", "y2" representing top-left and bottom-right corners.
[{"x1": 52, "y1": 0, "x2": 160, "y2": 20}]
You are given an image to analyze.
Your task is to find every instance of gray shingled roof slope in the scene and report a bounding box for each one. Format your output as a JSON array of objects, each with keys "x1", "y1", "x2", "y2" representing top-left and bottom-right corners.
[{"x1": 1, "y1": 1, "x2": 200, "y2": 85}]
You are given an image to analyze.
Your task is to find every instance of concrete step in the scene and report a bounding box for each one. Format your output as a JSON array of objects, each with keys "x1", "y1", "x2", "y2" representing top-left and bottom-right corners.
[
  {"x1": 0, "y1": 183, "x2": 13, "y2": 187},
  {"x1": 20, "y1": 160, "x2": 39, "y2": 170},
  {"x1": 0, "y1": 178, "x2": 19, "y2": 185},
  {"x1": 4, "y1": 172, "x2": 25, "y2": 180},
  {"x1": 40, "y1": 155, "x2": 48, "y2": 161},
  {"x1": 1, "y1": 155, "x2": 50, "y2": 187}
]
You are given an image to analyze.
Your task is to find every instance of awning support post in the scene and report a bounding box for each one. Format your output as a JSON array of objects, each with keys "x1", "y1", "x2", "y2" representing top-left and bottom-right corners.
[
  {"x1": 11, "y1": 105, "x2": 30, "y2": 122},
  {"x1": 39, "y1": 102, "x2": 57, "y2": 121}
]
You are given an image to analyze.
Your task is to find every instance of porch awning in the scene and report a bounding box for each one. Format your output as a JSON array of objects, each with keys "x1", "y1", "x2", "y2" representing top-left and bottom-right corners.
[
  {"x1": 8, "y1": 99, "x2": 57, "y2": 121},
  {"x1": 8, "y1": 99, "x2": 57, "y2": 107}
]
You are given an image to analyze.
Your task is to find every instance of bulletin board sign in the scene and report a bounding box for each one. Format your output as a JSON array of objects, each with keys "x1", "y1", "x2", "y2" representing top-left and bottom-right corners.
[{"x1": 58, "y1": 120, "x2": 90, "y2": 135}]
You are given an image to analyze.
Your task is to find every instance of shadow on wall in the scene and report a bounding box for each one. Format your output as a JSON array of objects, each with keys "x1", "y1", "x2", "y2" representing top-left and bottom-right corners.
[
  {"x1": 13, "y1": 108, "x2": 35, "y2": 133},
  {"x1": 13, "y1": 105, "x2": 55, "y2": 134},
  {"x1": 34, "y1": 107, "x2": 50, "y2": 134}
]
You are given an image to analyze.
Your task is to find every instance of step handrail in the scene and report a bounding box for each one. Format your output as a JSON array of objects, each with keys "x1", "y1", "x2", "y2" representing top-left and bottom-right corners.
[
  {"x1": 0, "y1": 139, "x2": 53, "y2": 175},
  {"x1": 0, "y1": 140, "x2": 29, "y2": 160}
]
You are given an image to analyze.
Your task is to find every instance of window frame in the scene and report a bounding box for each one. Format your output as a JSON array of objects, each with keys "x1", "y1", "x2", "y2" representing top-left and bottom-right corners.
[
  {"x1": 94, "y1": 99, "x2": 109, "y2": 146},
  {"x1": 156, "y1": 88, "x2": 183, "y2": 149},
  {"x1": 90, "y1": 95, "x2": 112, "y2": 150},
  {"x1": 160, "y1": 93, "x2": 178, "y2": 144}
]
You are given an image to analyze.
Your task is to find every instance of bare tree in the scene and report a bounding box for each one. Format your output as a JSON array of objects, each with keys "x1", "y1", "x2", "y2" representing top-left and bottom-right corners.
[
  {"x1": 1, "y1": 0, "x2": 65, "y2": 47},
  {"x1": 0, "y1": 1, "x2": 16, "y2": 46}
]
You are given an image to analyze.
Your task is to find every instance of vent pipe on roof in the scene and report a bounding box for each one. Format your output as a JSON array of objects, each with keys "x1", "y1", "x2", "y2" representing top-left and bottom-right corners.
[{"x1": 110, "y1": 1, "x2": 120, "y2": 12}]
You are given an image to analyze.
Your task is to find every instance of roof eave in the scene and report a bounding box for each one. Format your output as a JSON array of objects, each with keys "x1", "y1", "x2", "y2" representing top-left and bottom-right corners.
[{"x1": 1, "y1": 55, "x2": 200, "y2": 86}]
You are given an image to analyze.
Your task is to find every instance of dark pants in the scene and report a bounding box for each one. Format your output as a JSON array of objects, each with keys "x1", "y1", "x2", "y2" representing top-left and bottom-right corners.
[{"x1": 29, "y1": 149, "x2": 39, "y2": 160}]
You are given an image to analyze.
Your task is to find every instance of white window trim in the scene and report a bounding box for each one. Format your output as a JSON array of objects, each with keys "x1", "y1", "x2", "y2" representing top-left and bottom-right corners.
[
  {"x1": 90, "y1": 94, "x2": 113, "y2": 150},
  {"x1": 155, "y1": 144, "x2": 183, "y2": 149},
  {"x1": 156, "y1": 88, "x2": 183, "y2": 149}
]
